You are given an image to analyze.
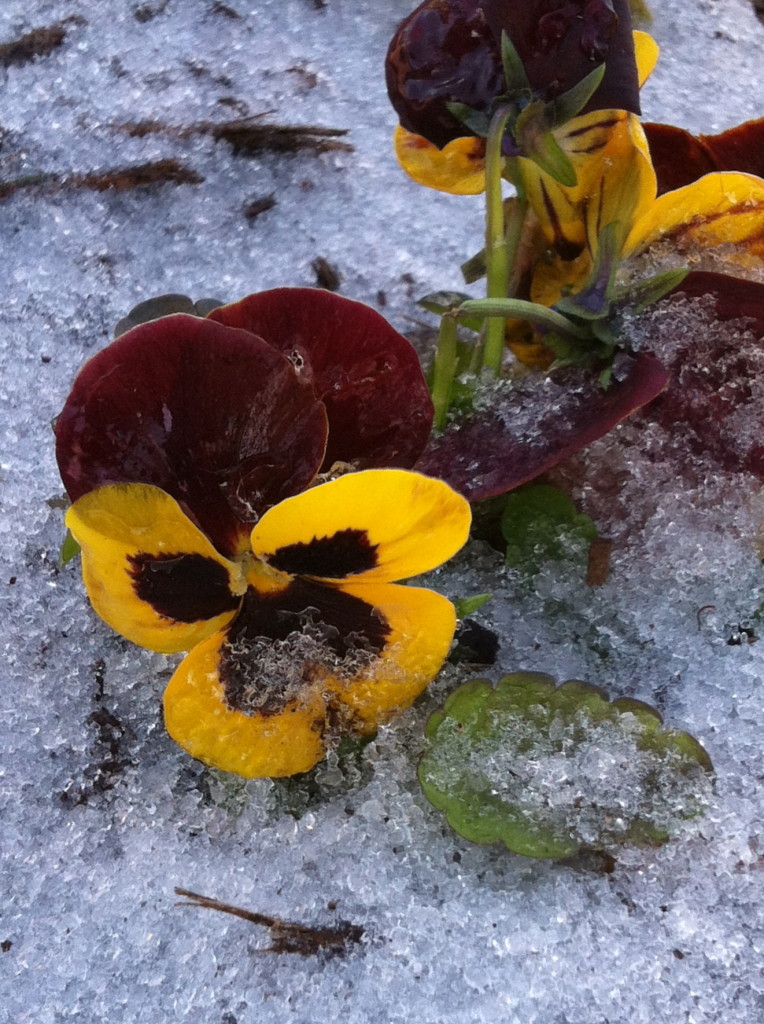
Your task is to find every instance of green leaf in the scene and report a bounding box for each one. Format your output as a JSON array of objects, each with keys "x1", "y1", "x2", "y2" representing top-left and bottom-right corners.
[
  {"x1": 501, "y1": 483, "x2": 597, "y2": 573},
  {"x1": 454, "y1": 593, "x2": 492, "y2": 619},
  {"x1": 113, "y1": 294, "x2": 224, "y2": 337},
  {"x1": 418, "y1": 673, "x2": 714, "y2": 858},
  {"x1": 460, "y1": 248, "x2": 487, "y2": 285},
  {"x1": 59, "y1": 529, "x2": 81, "y2": 567}
]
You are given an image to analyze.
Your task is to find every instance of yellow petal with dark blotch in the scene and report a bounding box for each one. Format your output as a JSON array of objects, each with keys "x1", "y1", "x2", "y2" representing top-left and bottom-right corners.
[
  {"x1": 66, "y1": 483, "x2": 243, "y2": 654},
  {"x1": 517, "y1": 112, "x2": 656, "y2": 258},
  {"x1": 633, "y1": 31, "x2": 660, "y2": 87},
  {"x1": 163, "y1": 632, "x2": 327, "y2": 778},
  {"x1": 626, "y1": 170, "x2": 764, "y2": 259},
  {"x1": 325, "y1": 581, "x2": 456, "y2": 732},
  {"x1": 251, "y1": 469, "x2": 471, "y2": 584},
  {"x1": 394, "y1": 124, "x2": 487, "y2": 195}
]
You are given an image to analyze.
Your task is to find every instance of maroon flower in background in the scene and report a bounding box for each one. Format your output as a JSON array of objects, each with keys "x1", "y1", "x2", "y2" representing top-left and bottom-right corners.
[
  {"x1": 644, "y1": 118, "x2": 764, "y2": 196},
  {"x1": 56, "y1": 288, "x2": 433, "y2": 557},
  {"x1": 386, "y1": 0, "x2": 640, "y2": 150}
]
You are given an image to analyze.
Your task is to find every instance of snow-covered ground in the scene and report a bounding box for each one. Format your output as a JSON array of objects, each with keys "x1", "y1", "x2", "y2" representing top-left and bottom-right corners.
[{"x1": 3, "y1": 2, "x2": 764, "y2": 1021}]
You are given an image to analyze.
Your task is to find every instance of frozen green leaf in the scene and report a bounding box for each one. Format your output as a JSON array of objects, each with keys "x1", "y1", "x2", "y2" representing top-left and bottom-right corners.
[
  {"x1": 454, "y1": 593, "x2": 492, "y2": 619},
  {"x1": 501, "y1": 483, "x2": 597, "y2": 573},
  {"x1": 419, "y1": 673, "x2": 714, "y2": 858}
]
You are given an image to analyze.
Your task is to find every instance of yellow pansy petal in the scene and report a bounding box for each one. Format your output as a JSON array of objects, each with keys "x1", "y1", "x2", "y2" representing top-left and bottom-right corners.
[
  {"x1": 626, "y1": 170, "x2": 764, "y2": 259},
  {"x1": 633, "y1": 31, "x2": 660, "y2": 87},
  {"x1": 394, "y1": 124, "x2": 487, "y2": 195},
  {"x1": 163, "y1": 631, "x2": 327, "y2": 778},
  {"x1": 251, "y1": 469, "x2": 471, "y2": 584},
  {"x1": 518, "y1": 111, "x2": 656, "y2": 258},
  {"x1": 66, "y1": 483, "x2": 242, "y2": 654},
  {"x1": 327, "y1": 580, "x2": 456, "y2": 732}
]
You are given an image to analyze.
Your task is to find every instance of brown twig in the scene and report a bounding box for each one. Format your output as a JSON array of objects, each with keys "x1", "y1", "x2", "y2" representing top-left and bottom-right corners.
[
  {"x1": 0, "y1": 159, "x2": 202, "y2": 201},
  {"x1": 0, "y1": 17, "x2": 85, "y2": 68},
  {"x1": 117, "y1": 118, "x2": 352, "y2": 156},
  {"x1": 174, "y1": 888, "x2": 365, "y2": 958}
]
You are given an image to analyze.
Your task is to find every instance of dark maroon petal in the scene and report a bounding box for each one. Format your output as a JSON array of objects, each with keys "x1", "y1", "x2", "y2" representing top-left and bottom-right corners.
[
  {"x1": 208, "y1": 288, "x2": 433, "y2": 470},
  {"x1": 414, "y1": 354, "x2": 669, "y2": 502},
  {"x1": 639, "y1": 272, "x2": 764, "y2": 477},
  {"x1": 56, "y1": 314, "x2": 328, "y2": 557},
  {"x1": 128, "y1": 552, "x2": 240, "y2": 622},
  {"x1": 386, "y1": 0, "x2": 639, "y2": 150},
  {"x1": 645, "y1": 119, "x2": 764, "y2": 196},
  {"x1": 670, "y1": 271, "x2": 764, "y2": 337},
  {"x1": 220, "y1": 579, "x2": 390, "y2": 716}
]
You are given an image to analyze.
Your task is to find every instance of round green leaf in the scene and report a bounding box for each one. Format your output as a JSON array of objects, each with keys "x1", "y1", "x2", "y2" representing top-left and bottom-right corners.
[{"x1": 419, "y1": 672, "x2": 713, "y2": 858}]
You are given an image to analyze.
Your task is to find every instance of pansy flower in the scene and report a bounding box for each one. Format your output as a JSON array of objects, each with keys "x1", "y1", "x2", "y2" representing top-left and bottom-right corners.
[
  {"x1": 516, "y1": 116, "x2": 764, "y2": 367},
  {"x1": 55, "y1": 288, "x2": 434, "y2": 557},
  {"x1": 65, "y1": 470, "x2": 470, "y2": 778},
  {"x1": 56, "y1": 289, "x2": 474, "y2": 777},
  {"x1": 386, "y1": 0, "x2": 652, "y2": 195}
]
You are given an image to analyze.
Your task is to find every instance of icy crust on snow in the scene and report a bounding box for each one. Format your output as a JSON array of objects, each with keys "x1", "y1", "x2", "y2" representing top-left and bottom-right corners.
[{"x1": 3, "y1": 1, "x2": 764, "y2": 1023}]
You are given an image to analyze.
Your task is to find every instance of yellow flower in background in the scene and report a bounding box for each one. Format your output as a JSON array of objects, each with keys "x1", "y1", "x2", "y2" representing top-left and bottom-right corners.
[
  {"x1": 522, "y1": 118, "x2": 764, "y2": 342},
  {"x1": 66, "y1": 469, "x2": 471, "y2": 779}
]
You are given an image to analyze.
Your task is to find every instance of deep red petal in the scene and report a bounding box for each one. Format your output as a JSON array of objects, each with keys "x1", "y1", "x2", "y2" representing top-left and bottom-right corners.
[
  {"x1": 640, "y1": 271, "x2": 764, "y2": 477},
  {"x1": 386, "y1": 0, "x2": 640, "y2": 150},
  {"x1": 56, "y1": 314, "x2": 328, "y2": 556},
  {"x1": 645, "y1": 118, "x2": 764, "y2": 196},
  {"x1": 208, "y1": 288, "x2": 433, "y2": 470},
  {"x1": 414, "y1": 354, "x2": 669, "y2": 502}
]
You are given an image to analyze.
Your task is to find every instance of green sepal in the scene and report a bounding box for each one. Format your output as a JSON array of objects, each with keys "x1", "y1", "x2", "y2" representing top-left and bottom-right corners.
[
  {"x1": 546, "y1": 63, "x2": 606, "y2": 129},
  {"x1": 500, "y1": 31, "x2": 532, "y2": 95},
  {"x1": 619, "y1": 266, "x2": 690, "y2": 313},
  {"x1": 515, "y1": 101, "x2": 576, "y2": 186},
  {"x1": 446, "y1": 103, "x2": 492, "y2": 139},
  {"x1": 418, "y1": 672, "x2": 714, "y2": 858},
  {"x1": 59, "y1": 529, "x2": 81, "y2": 567}
]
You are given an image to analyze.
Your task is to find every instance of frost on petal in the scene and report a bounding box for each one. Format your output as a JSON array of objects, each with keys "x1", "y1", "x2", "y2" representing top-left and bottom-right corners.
[
  {"x1": 208, "y1": 289, "x2": 433, "y2": 471},
  {"x1": 415, "y1": 355, "x2": 669, "y2": 502},
  {"x1": 56, "y1": 314, "x2": 328, "y2": 557},
  {"x1": 634, "y1": 273, "x2": 764, "y2": 478}
]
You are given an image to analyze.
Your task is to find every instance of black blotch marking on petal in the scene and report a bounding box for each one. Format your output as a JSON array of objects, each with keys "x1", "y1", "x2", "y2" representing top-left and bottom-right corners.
[
  {"x1": 128, "y1": 552, "x2": 239, "y2": 622},
  {"x1": 220, "y1": 577, "x2": 390, "y2": 716},
  {"x1": 268, "y1": 528, "x2": 378, "y2": 578}
]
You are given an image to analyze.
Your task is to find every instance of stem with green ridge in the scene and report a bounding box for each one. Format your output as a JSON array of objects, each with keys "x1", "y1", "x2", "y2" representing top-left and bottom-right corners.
[
  {"x1": 482, "y1": 105, "x2": 513, "y2": 377},
  {"x1": 431, "y1": 313, "x2": 459, "y2": 432},
  {"x1": 458, "y1": 298, "x2": 591, "y2": 339}
]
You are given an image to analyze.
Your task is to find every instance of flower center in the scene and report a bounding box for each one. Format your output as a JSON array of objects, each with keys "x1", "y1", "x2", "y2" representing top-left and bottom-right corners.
[{"x1": 238, "y1": 551, "x2": 294, "y2": 596}]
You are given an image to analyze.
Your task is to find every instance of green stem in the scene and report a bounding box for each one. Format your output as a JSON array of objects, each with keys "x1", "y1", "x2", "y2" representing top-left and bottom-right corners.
[
  {"x1": 431, "y1": 314, "x2": 458, "y2": 432},
  {"x1": 457, "y1": 298, "x2": 591, "y2": 339},
  {"x1": 482, "y1": 105, "x2": 513, "y2": 377}
]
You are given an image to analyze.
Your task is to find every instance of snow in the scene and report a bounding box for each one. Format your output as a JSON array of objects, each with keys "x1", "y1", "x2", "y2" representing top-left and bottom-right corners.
[{"x1": 3, "y1": 1, "x2": 764, "y2": 1022}]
